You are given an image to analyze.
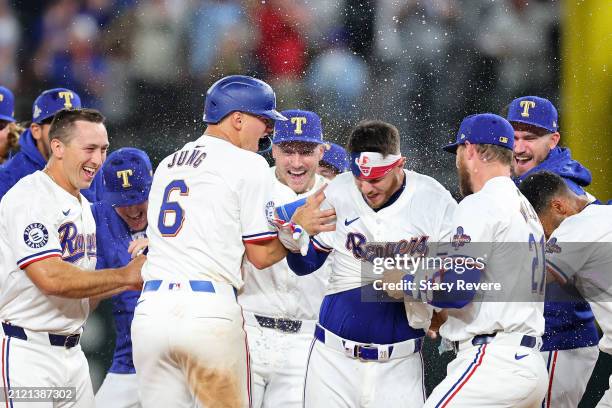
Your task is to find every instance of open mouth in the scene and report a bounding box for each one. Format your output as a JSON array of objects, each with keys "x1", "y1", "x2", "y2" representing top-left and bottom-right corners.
[
  {"x1": 82, "y1": 166, "x2": 97, "y2": 180},
  {"x1": 514, "y1": 155, "x2": 533, "y2": 170},
  {"x1": 288, "y1": 169, "x2": 307, "y2": 181}
]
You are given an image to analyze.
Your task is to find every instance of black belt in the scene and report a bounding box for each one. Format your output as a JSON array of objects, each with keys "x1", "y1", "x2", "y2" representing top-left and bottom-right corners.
[
  {"x1": 2, "y1": 322, "x2": 81, "y2": 349},
  {"x1": 453, "y1": 333, "x2": 537, "y2": 352},
  {"x1": 254, "y1": 315, "x2": 302, "y2": 333}
]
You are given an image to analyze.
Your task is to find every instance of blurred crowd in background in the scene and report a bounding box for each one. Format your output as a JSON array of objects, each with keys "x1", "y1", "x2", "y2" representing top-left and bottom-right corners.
[
  {"x1": 3, "y1": 0, "x2": 559, "y2": 178},
  {"x1": 1, "y1": 0, "x2": 561, "y2": 389}
]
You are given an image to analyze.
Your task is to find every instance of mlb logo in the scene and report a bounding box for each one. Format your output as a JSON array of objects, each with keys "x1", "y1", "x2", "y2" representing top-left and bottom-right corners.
[
  {"x1": 499, "y1": 137, "x2": 508, "y2": 144},
  {"x1": 168, "y1": 283, "x2": 182, "y2": 290}
]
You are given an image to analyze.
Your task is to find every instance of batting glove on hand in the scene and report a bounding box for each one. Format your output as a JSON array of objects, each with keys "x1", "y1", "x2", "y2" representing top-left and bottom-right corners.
[{"x1": 270, "y1": 217, "x2": 310, "y2": 256}]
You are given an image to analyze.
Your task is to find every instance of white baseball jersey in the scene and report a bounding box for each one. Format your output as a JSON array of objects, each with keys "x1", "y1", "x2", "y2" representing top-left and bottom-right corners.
[
  {"x1": 0, "y1": 171, "x2": 96, "y2": 335},
  {"x1": 142, "y1": 135, "x2": 277, "y2": 289},
  {"x1": 314, "y1": 170, "x2": 457, "y2": 294},
  {"x1": 240, "y1": 167, "x2": 329, "y2": 320},
  {"x1": 546, "y1": 204, "x2": 612, "y2": 355},
  {"x1": 439, "y1": 176, "x2": 546, "y2": 342}
]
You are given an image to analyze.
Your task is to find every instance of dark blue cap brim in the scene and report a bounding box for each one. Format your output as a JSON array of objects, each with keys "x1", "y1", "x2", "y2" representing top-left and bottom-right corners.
[
  {"x1": 442, "y1": 142, "x2": 461, "y2": 154},
  {"x1": 272, "y1": 137, "x2": 323, "y2": 145},
  {"x1": 104, "y1": 190, "x2": 148, "y2": 207},
  {"x1": 0, "y1": 114, "x2": 15, "y2": 123},
  {"x1": 508, "y1": 119, "x2": 555, "y2": 133},
  {"x1": 261, "y1": 109, "x2": 288, "y2": 121}
]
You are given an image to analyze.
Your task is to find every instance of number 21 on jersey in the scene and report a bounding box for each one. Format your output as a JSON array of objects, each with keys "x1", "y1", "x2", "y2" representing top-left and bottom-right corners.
[{"x1": 158, "y1": 180, "x2": 189, "y2": 236}]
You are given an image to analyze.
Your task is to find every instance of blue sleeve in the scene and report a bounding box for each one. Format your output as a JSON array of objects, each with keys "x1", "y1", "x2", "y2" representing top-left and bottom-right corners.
[
  {"x1": 276, "y1": 198, "x2": 307, "y2": 222},
  {"x1": 403, "y1": 261, "x2": 483, "y2": 309},
  {"x1": 286, "y1": 241, "x2": 329, "y2": 276}
]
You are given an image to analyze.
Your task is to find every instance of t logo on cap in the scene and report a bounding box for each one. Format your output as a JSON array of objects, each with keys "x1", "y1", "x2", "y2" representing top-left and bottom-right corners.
[
  {"x1": 58, "y1": 91, "x2": 75, "y2": 109},
  {"x1": 117, "y1": 169, "x2": 134, "y2": 188},
  {"x1": 520, "y1": 100, "x2": 536, "y2": 117},
  {"x1": 291, "y1": 117, "x2": 307, "y2": 134}
]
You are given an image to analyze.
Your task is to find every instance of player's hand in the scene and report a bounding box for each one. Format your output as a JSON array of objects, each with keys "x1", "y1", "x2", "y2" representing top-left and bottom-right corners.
[
  {"x1": 291, "y1": 185, "x2": 336, "y2": 236},
  {"x1": 128, "y1": 237, "x2": 149, "y2": 258},
  {"x1": 427, "y1": 310, "x2": 448, "y2": 339},
  {"x1": 381, "y1": 269, "x2": 406, "y2": 300},
  {"x1": 123, "y1": 254, "x2": 145, "y2": 291}
]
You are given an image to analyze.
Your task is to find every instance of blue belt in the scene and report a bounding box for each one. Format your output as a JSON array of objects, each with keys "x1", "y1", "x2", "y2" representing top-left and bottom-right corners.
[
  {"x1": 143, "y1": 280, "x2": 216, "y2": 293},
  {"x1": 2, "y1": 322, "x2": 81, "y2": 349},
  {"x1": 314, "y1": 324, "x2": 423, "y2": 361}
]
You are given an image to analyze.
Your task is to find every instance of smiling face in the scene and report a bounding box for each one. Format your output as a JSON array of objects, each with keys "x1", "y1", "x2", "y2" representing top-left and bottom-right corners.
[
  {"x1": 54, "y1": 120, "x2": 109, "y2": 193},
  {"x1": 272, "y1": 141, "x2": 324, "y2": 194},
  {"x1": 115, "y1": 201, "x2": 148, "y2": 231},
  {"x1": 353, "y1": 162, "x2": 405, "y2": 209},
  {"x1": 512, "y1": 122, "x2": 560, "y2": 177}
]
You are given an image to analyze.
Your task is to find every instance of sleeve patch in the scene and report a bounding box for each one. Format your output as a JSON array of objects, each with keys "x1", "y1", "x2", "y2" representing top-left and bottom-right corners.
[{"x1": 23, "y1": 223, "x2": 50, "y2": 249}]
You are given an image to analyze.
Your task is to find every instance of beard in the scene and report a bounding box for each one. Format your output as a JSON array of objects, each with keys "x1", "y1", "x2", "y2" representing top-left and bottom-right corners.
[{"x1": 457, "y1": 161, "x2": 473, "y2": 197}]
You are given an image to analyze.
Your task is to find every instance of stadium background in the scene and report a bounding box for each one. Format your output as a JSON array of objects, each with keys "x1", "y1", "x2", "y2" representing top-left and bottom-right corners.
[{"x1": 2, "y1": 0, "x2": 610, "y2": 405}]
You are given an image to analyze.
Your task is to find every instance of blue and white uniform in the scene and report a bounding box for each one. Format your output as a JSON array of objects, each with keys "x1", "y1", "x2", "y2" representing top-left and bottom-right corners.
[{"x1": 286, "y1": 169, "x2": 456, "y2": 407}]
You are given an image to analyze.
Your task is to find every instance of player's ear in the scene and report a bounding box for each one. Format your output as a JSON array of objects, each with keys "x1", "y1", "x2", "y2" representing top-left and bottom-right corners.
[
  {"x1": 49, "y1": 137, "x2": 64, "y2": 159},
  {"x1": 550, "y1": 196, "x2": 567, "y2": 216},
  {"x1": 229, "y1": 111, "x2": 243, "y2": 130},
  {"x1": 315, "y1": 144, "x2": 325, "y2": 160},
  {"x1": 271, "y1": 143, "x2": 280, "y2": 159},
  {"x1": 548, "y1": 132, "x2": 560, "y2": 149}
]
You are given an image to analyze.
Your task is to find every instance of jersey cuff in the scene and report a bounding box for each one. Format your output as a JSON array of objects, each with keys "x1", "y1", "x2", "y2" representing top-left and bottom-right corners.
[
  {"x1": 18, "y1": 249, "x2": 63, "y2": 269},
  {"x1": 311, "y1": 237, "x2": 332, "y2": 253},
  {"x1": 242, "y1": 231, "x2": 278, "y2": 243}
]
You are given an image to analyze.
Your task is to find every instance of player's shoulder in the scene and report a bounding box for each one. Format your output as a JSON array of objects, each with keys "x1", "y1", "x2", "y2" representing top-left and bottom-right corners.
[
  {"x1": 2, "y1": 171, "x2": 47, "y2": 202},
  {"x1": 322, "y1": 171, "x2": 354, "y2": 200},
  {"x1": 556, "y1": 204, "x2": 612, "y2": 240}
]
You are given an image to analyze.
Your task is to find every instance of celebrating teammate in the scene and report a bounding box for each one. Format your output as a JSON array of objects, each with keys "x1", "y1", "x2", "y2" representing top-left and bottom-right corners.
[
  {"x1": 0, "y1": 86, "x2": 22, "y2": 163},
  {"x1": 0, "y1": 108, "x2": 144, "y2": 407},
  {"x1": 507, "y1": 96, "x2": 599, "y2": 407},
  {"x1": 519, "y1": 171, "x2": 612, "y2": 407},
  {"x1": 130, "y1": 75, "x2": 331, "y2": 408},
  {"x1": 0, "y1": 88, "x2": 104, "y2": 202},
  {"x1": 317, "y1": 142, "x2": 349, "y2": 180},
  {"x1": 404, "y1": 113, "x2": 547, "y2": 407},
  {"x1": 93, "y1": 147, "x2": 153, "y2": 408},
  {"x1": 240, "y1": 109, "x2": 329, "y2": 408},
  {"x1": 280, "y1": 120, "x2": 457, "y2": 407}
]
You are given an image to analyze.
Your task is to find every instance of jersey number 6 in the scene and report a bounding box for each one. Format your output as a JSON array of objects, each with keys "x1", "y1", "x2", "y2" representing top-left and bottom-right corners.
[{"x1": 158, "y1": 179, "x2": 189, "y2": 237}]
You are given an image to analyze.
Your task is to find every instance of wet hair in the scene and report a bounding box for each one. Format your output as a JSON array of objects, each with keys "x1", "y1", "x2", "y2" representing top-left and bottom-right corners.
[
  {"x1": 48, "y1": 108, "x2": 105, "y2": 144},
  {"x1": 474, "y1": 144, "x2": 513, "y2": 166},
  {"x1": 346, "y1": 120, "x2": 400, "y2": 156},
  {"x1": 519, "y1": 171, "x2": 570, "y2": 215}
]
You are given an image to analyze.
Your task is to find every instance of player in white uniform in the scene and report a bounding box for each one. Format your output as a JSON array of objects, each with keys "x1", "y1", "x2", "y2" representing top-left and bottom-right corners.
[
  {"x1": 131, "y1": 76, "x2": 297, "y2": 408},
  {"x1": 508, "y1": 96, "x2": 600, "y2": 408},
  {"x1": 0, "y1": 109, "x2": 143, "y2": 407},
  {"x1": 239, "y1": 109, "x2": 329, "y2": 408},
  {"x1": 402, "y1": 113, "x2": 548, "y2": 407},
  {"x1": 518, "y1": 171, "x2": 612, "y2": 408},
  {"x1": 281, "y1": 120, "x2": 457, "y2": 407}
]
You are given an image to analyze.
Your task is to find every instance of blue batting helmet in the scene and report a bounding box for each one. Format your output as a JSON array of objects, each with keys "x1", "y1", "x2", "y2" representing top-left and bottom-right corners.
[{"x1": 203, "y1": 75, "x2": 287, "y2": 124}]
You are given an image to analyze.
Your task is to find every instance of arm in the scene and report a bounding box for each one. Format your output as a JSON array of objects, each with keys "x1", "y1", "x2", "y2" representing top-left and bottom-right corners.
[
  {"x1": 286, "y1": 241, "x2": 330, "y2": 276},
  {"x1": 244, "y1": 238, "x2": 288, "y2": 270},
  {"x1": 24, "y1": 255, "x2": 144, "y2": 299}
]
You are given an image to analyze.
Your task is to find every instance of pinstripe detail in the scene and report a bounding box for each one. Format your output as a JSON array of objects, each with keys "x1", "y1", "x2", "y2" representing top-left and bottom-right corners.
[{"x1": 436, "y1": 345, "x2": 487, "y2": 408}]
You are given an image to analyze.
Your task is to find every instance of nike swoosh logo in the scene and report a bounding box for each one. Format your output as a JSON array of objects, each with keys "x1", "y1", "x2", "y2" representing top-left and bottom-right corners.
[
  {"x1": 62, "y1": 209, "x2": 71, "y2": 216},
  {"x1": 514, "y1": 353, "x2": 529, "y2": 360},
  {"x1": 344, "y1": 217, "x2": 360, "y2": 226}
]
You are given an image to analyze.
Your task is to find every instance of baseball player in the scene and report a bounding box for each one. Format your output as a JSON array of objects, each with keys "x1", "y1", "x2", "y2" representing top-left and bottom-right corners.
[
  {"x1": 507, "y1": 96, "x2": 599, "y2": 408},
  {"x1": 280, "y1": 120, "x2": 457, "y2": 407},
  {"x1": 0, "y1": 86, "x2": 22, "y2": 163},
  {"x1": 0, "y1": 108, "x2": 144, "y2": 407},
  {"x1": 92, "y1": 147, "x2": 153, "y2": 408},
  {"x1": 518, "y1": 171, "x2": 612, "y2": 408},
  {"x1": 400, "y1": 113, "x2": 548, "y2": 407},
  {"x1": 317, "y1": 142, "x2": 349, "y2": 180},
  {"x1": 0, "y1": 88, "x2": 104, "y2": 202},
  {"x1": 239, "y1": 109, "x2": 329, "y2": 408},
  {"x1": 131, "y1": 75, "x2": 321, "y2": 408}
]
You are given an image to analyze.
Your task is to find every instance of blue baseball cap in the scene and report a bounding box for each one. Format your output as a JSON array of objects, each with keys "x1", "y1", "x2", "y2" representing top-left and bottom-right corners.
[
  {"x1": 273, "y1": 110, "x2": 324, "y2": 145},
  {"x1": 103, "y1": 148, "x2": 153, "y2": 207},
  {"x1": 321, "y1": 143, "x2": 349, "y2": 173},
  {"x1": 32, "y1": 88, "x2": 82, "y2": 124},
  {"x1": 443, "y1": 113, "x2": 515, "y2": 154},
  {"x1": 0, "y1": 87, "x2": 15, "y2": 122},
  {"x1": 507, "y1": 96, "x2": 558, "y2": 133}
]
